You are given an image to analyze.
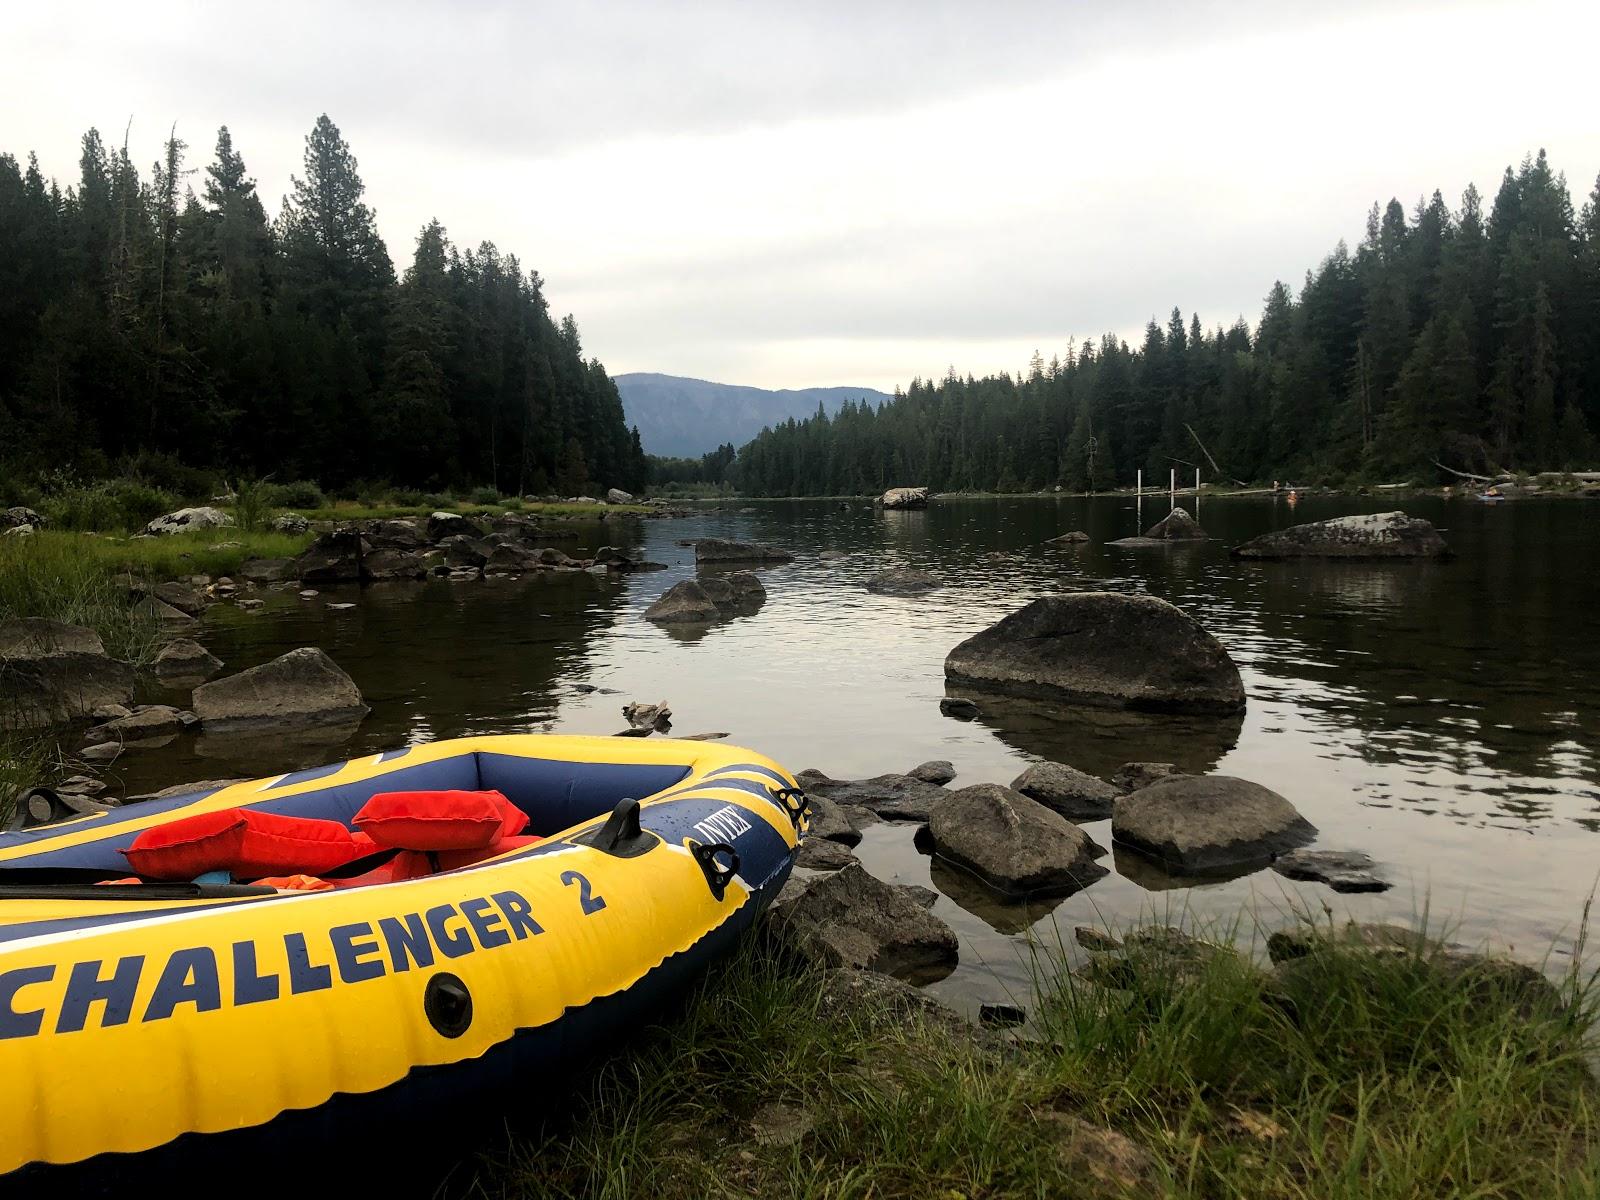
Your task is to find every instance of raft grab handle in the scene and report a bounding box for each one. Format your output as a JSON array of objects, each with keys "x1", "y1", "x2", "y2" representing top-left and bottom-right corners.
[
  {"x1": 770, "y1": 786, "x2": 808, "y2": 828},
  {"x1": 688, "y1": 840, "x2": 740, "y2": 901}
]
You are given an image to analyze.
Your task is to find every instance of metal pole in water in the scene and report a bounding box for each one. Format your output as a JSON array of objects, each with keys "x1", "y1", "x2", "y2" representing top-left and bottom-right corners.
[
  {"x1": 1169, "y1": 468, "x2": 1175, "y2": 506},
  {"x1": 1137, "y1": 468, "x2": 1142, "y2": 494}
]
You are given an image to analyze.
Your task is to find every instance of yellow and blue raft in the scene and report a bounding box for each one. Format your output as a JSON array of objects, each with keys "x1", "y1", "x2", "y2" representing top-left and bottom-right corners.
[{"x1": 0, "y1": 733, "x2": 805, "y2": 1184}]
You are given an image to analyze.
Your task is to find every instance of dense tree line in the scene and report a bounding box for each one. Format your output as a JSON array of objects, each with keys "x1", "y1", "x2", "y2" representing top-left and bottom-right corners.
[
  {"x1": 730, "y1": 151, "x2": 1600, "y2": 496},
  {"x1": 0, "y1": 116, "x2": 646, "y2": 494}
]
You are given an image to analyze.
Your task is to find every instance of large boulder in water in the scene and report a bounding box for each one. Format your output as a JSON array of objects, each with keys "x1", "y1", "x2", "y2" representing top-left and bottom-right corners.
[
  {"x1": 928, "y1": 783, "x2": 1107, "y2": 898},
  {"x1": 1231, "y1": 511, "x2": 1451, "y2": 559},
  {"x1": 644, "y1": 580, "x2": 721, "y2": 623},
  {"x1": 795, "y1": 768, "x2": 950, "y2": 822},
  {"x1": 1143, "y1": 507, "x2": 1208, "y2": 540},
  {"x1": 192, "y1": 647, "x2": 368, "y2": 731},
  {"x1": 693, "y1": 538, "x2": 794, "y2": 564},
  {"x1": 944, "y1": 593, "x2": 1245, "y2": 712},
  {"x1": 1112, "y1": 774, "x2": 1315, "y2": 873},
  {"x1": 880, "y1": 487, "x2": 930, "y2": 509},
  {"x1": 153, "y1": 638, "x2": 223, "y2": 682},
  {"x1": 768, "y1": 863, "x2": 957, "y2": 981},
  {"x1": 0, "y1": 619, "x2": 135, "y2": 730}
]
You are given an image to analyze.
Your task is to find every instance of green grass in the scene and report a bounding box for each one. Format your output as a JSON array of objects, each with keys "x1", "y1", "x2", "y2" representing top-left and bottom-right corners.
[
  {"x1": 456, "y1": 913, "x2": 1599, "y2": 1200},
  {"x1": 0, "y1": 529, "x2": 311, "y2": 663}
]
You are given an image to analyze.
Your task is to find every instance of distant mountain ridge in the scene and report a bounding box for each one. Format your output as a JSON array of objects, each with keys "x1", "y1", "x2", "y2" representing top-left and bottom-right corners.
[{"x1": 616, "y1": 373, "x2": 894, "y2": 458}]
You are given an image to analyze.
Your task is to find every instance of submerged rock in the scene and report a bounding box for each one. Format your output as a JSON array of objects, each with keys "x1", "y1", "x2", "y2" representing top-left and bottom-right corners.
[
  {"x1": 928, "y1": 783, "x2": 1107, "y2": 898},
  {"x1": 768, "y1": 863, "x2": 958, "y2": 981},
  {"x1": 944, "y1": 593, "x2": 1245, "y2": 712},
  {"x1": 1110, "y1": 762, "x2": 1178, "y2": 792},
  {"x1": 940, "y1": 697, "x2": 980, "y2": 720},
  {"x1": 1271, "y1": 848, "x2": 1390, "y2": 893},
  {"x1": 0, "y1": 619, "x2": 135, "y2": 731},
  {"x1": 153, "y1": 639, "x2": 223, "y2": 682},
  {"x1": 796, "y1": 768, "x2": 950, "y2": 822},
  {"x1": 1112, "y1": 774, "x2": 1316, "y2": 873},
  {"x1": 644, "y1": 580, "x2": 721, "y2": 624},
  {"x1": 1231, "y1": 510, "x2": 1451, "y2": 559},
  {"x1": 693, "y1": 538, "x2": 794, "y2": 564},
  {"x1": 1046, "y1": 530, "x2": 1090, "y2": 545},
  {"x1": 192, "y1": 647, "x2": 368, "y2": 731},
  {"x1": 143, "y1": 507, "x2": 234, "y2": 536},
  {"x1": 879, "y1": 487, "x2": 931, "y2": 510},
  {"x1": 1010, "y1": 760, "x2": 1119, "y2": 821},
  {"x1": 865, "y1": 568, "x2": 938, "y2": 595}
]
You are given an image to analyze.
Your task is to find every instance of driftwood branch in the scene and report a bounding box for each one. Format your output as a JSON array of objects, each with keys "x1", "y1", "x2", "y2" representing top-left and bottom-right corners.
[
  {"x1": 1432, "y1": 460, "x2": 1491, "y2": 483},
  {"x1": 1184, "y1": 423, "x2": 1249, "y2": 487}
]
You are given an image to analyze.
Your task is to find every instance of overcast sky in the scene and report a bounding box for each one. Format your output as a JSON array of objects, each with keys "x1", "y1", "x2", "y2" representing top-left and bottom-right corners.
[{"x1": 7, "y1": 0, "x2": 1598, "y2": 391}]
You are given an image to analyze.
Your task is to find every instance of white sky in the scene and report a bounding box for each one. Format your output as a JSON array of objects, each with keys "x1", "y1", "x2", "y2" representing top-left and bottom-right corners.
[{"x1": 6, "y1": 0, "x2": 1598, "y2": 391}]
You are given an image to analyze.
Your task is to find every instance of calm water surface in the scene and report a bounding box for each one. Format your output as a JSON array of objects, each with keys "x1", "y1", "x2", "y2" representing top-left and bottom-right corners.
[{"x1": 117, "y1": 495, "x2": 1600, "y2": 1013}]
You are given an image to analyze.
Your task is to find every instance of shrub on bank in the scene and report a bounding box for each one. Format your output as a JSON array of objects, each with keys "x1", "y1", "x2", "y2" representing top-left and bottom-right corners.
[{"x1": 37, "y1": 479, "x2": 179, "y2": 533}]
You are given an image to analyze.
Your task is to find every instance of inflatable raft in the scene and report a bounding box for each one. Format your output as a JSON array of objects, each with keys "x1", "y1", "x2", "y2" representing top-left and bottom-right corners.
[{"x1": 0, "y1": 734, "x2": 805, "y2": 1184}]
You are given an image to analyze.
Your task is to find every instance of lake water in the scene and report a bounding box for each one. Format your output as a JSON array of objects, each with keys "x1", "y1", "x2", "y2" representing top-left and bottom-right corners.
[{"x1": 115, "y1": 494, "x2": 1600, "y2": 1014}]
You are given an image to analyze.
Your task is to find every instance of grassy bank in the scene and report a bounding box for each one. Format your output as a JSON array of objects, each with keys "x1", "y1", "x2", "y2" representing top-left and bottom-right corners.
[
  {"x1": 0, "y1": 529, "x2": 311, "y2": 663},
  {"x1": 459, "y1": 917, "x2": 1598, "y2": 1199},
  {"x1": 288, "y1": 498, "x2": 646, "y2": 522}
]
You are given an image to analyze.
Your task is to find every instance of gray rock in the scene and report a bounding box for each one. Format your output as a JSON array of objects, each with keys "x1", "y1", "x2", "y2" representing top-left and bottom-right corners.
[
  {"x1": 427, "y1": 511, "x2": 483, "y2": 542},
  {"x1": 721, "y1": 570, "x2": 766, "y2": 600},
  {"x1": 1113, "y1": 774, "x2": 1316, "y2": 873},
  {"x1": 239, "y1": 558, "x2": 292, "y2": 584},
  {"x1": 818, "y1": 550, "x2": 848, "y2": 561},
  {"x1": 1111, "y1": 762, "x2": 1178, "y2": 792},
  {"x1": 693, "y1": 538, "x2": 794, "y2": 564},
  {"x1": 815, "y1": 966, "x2": 966, "y2": 1035},
  {"x1": 865, "y1": 568, "x2": 939, "y2": 595},
  {"x1": 1010, "y1": 761, "x2": 1119, "y2": 821},
  {"x1": 90, "y1": 703, "x2": 131, "y2": 721},
  {"x1": 535, "y1": 547, "x2": 576, "y2": 567},
  {"x1": 1231, "y1": 510, "x2": 1452, "y2": 560},
  {"x1": 192, "y1": 647, "x2": 368, "y2": 731},
  {"x1": 362, "y1": 548, "x2": 428, "y2": 580},
  {"x1": 135, "y1": 595, "x2": 197, "y2": 627},
  {"x1": 945, "y1": 593, "x2": 1245, "y2": 712},
  {"x1": 153, "y1": 639, "x2": 223, "y2": 682},
  {"x1": 796, "y1": 768, "x2": 950, "y2": 822},
  {"x1": 1035, "y1": 1114, "x2": 1158, "y2": 1192},
  {"x1": 56, "y1": 775, "x2": 108, "y2": 797},
  {"x1": 697, "y1": 577, "x2": 735, "y2": 603},
  {"x1": 804, "y1": 794, "x2": 862, "y2": 846},
  {"x1": 768, "y1": 863, "x2": 958, "y2": 981},
  {"x1": 2, "y1": 524, "x2": 34, "y2": 537},
  {"x1": 79, "y1": 742, "x2": 121, "y2": 763},
  {"x1": 879, "y1": 487, "x2": 930, "y2": 509},
  {"x1": 979, "y1": 1002, "x2": 1027, "y2": 1028},
  {"x1": 1142, "y1": 507, "x2": 1209, "y2": 540},
  {"x1": 605, "y1": 488, "x2": 634, "y2": 505},
  {"x1": 2, "y1": 506, "x2": 44, "y2": 530},
  {"x1": 143, "y1": 507, "x2": 234, "y2": 536},
  {"x1": 482, "y1": 543, "x2": 539, "y2": 573},
  {"x1": 644, "y1": 580, "x2": 721, "y2": 624},
  {"x1": 236, "y1": 598, "x2": 265, "y2": 611},
  {"x1": 1272, "y1": 848, "x2": 1390, "y2": 893},
  {"x1": 272, "y1": 513, "x2": 311, "y2": 534},
  {"x1": 85, "y1": 704, "x2": 182, "y2": 743},
  {"x1": 440, "y1": 535, "x2": 489, "y2": 570},
  {"x1": 796, "y1": 837, "x2": 856, "y2": 871},
  {"x1": 1046, "y1": 530, "x2": 1090, "y2": 544},
  {"x1": 1074, "y1": 926, "x2": 1123, "y2": 952},
  {"x1": 940, "y1": 697, "x2": 980, "y2": 719},
  {"x1": 907, "y1": 760, "x2": 956, "y2": 785},
  {"x1": 0, "y1": 620, "x2": 135, "y2": 731},
  {"x1": 928, "y1": 783, "x2": 1108, "y2": 898},
  {"x1": 750, "y1": 1101, "x2": 813, "y2": 1148},
  {"x1": 366, "y1": 519, "x2": 425, "y2": 549}
]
